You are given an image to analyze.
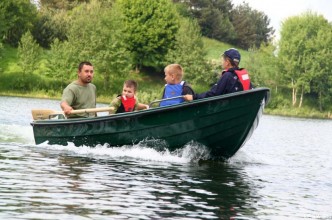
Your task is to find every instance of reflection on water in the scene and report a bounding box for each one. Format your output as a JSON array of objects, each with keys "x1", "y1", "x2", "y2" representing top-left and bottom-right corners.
[{"x1": 0, "y1": 143, "x2": 258, "y2": 219}]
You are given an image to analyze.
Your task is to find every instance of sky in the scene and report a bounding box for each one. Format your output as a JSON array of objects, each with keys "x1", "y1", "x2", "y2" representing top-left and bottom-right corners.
[{"x1": 232, "y1": 0, "x2": 332, "y2": 38}]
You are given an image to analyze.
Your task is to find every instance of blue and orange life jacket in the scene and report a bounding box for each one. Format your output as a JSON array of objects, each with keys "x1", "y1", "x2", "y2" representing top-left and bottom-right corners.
[{"x1": 160, "y1": 81, "x2": 185, "y2": 107}]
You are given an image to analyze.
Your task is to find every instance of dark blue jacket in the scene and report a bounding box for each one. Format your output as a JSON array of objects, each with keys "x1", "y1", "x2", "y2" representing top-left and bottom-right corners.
[{"x1": 194, "y1": 68, "x2": 252, "y2": 100}]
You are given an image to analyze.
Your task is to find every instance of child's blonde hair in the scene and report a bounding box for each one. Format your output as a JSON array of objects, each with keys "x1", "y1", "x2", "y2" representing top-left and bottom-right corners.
[{"x1": 165, "y1": 64, "x2": 183, "y2": 81}]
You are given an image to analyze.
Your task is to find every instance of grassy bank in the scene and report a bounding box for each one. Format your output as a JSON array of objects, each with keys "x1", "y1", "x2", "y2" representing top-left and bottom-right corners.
[{"x1": 265, "y1": 107, "x2": 332, "y2": 119}]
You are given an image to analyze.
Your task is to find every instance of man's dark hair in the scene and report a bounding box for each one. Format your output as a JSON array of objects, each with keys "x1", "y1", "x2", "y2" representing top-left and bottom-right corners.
[
  {"x1": 78, "y1": 61, "x2": 93, "y2": 72},
  {"x1": 124, "y1": 80, "x2": 138, "y2": 92}
]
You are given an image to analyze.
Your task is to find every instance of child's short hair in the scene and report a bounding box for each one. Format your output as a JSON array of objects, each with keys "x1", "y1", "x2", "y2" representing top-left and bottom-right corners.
[
  {"x1": 124, "y1": 79, "x2": 138, "y2": 92},
  {"x1": 165, "y1": 64, "x2": 183, "y2": 81}
]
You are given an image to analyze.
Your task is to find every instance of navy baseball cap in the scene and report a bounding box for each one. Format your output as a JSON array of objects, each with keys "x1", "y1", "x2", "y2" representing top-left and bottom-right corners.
[{"x1": 223, "y1": 48, "x2": 241, "y2": 64}]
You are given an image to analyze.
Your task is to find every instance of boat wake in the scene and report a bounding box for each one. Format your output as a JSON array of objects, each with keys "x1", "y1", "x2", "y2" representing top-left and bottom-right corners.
[
  {"x1": 0, "y1": 123, "x2": 215, "y2": 163},
  {"x1": 32, "y1": 139, "x2": 212, "y2": 163},
  {"x1": 0, "y1": 124, "x2": 34, "y2": 144}
]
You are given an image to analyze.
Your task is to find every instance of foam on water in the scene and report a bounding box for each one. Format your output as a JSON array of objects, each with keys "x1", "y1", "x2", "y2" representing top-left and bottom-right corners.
[
  {"x1": 0, "y1": 121, "x2": 212, "y2": 163},
  {"x1": 0, "y1": 124, "x2": 35, "y2": 144},
  {"x1": 32, "y1": 140, "x2": 212, "y2": 164}
]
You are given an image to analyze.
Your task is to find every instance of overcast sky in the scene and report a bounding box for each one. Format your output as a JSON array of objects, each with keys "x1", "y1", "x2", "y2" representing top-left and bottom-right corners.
[{"x1": 232, "y1": 0, "x2": 332, "y2": 38}]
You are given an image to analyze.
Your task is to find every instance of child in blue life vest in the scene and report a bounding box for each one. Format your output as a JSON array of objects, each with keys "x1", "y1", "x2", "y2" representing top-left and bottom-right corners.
[
  {"x1": 183, "y1": 48, "x2": 253, "y2": 101},
  {"x1": 109, "y1": 80, "x2": 149, "y2": 114},
  {"x1": 160, "y1": 64, "x2": 195, "y2": 107}
]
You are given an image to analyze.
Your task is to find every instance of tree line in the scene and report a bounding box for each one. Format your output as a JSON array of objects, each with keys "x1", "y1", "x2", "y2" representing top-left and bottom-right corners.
[
  {"x1": 0, "y1": 0, "x2": 331, "y2": 114},
  {"x1": 0, "y1": 0, "x2": 274, "y2": 49},
  {"x1": 173, "y1": 0, "x2": 274, "y2": 49},
  {"x1": 0, "y1": 0, "x2": 275, "y2": 90}
]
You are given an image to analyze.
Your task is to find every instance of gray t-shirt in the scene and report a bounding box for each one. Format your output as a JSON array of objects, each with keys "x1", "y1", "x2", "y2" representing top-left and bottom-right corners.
[{"x1": 61, "y1": 81, "x2": 96, "y2": 118}]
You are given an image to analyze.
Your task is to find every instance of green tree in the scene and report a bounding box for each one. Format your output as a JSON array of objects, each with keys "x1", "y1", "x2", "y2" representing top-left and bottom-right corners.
[
  {"x1": 245, "y1": 43, "x2": 278, "y2": 90},
  {"x1": 0, "y1": 0, "x2": 38, "y2": 46},
  {"x1": 164, "y1": 18, "x2": 213, "y2": 85},
  {"x1": 18, "y1": 31, "x2": 41, "y2": 75},
  {"x1": 231, "y1": 3, "x2": 274, "y2": 50},
  {"x1": 39, "y1": 0, "x2": 89, "y2": 10},
  {"x1": 243, "y1": 43, "x2": 287, "y2": 109},
  {"x1": 48, "y1": 0, "x2": 131, "y2": 91},
  {"x1": 199, "y1": 7, "x2": 235, "y2": 42},
  {"x1": 173, "y1": 0, "x2": 236, "y2": 43},
  {"x1": 32, "y1": 8, "x2": 69, "y2": 48},
  {"x1": 48, "y1": 39, "x2": 75, "y2": 84},
  {"x1": 0, "y1": 42, "x2": 3, "y2": 57},
  {"x1": 307, "y1": 20, "x2": 332, "y2": 111},
  {"x1": 118, "y1": 0, "x2": 179, "y2": 71},
  {"x1": 16, "y1": 31, "x2": 41, "y2": 91},
  {"x1": 278, "y1": 11, "x2": 332, "y2": 109}
]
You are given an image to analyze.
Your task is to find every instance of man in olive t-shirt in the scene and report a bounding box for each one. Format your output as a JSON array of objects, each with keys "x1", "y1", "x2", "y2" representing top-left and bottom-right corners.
[{"x1": 60, "y1": 61, "x2": 96, "y2": 118}]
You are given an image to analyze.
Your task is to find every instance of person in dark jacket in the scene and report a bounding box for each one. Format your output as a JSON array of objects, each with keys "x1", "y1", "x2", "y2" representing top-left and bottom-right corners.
[{"x1": 183, "y1": 48, "x2": 252, "y2": 101}]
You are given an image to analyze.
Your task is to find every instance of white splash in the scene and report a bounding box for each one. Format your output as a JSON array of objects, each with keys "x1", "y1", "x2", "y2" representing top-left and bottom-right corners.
[
  {"x1": 33, "y1": 140, "x2": 212, "y2": 163},
  {"x1": 0, "y1": 124, "x2": 35, "y2": 144}
]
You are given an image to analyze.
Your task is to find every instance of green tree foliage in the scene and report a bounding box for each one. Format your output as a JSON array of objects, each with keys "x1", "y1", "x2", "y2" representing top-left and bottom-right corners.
[
  {"x1": 231, "y1": 3, "x2": 274, "y2": 50},
  {"x1": 243, "y1": 43, "x2": 287, "y2": 109},
  {"x1": 172, "y1": 1, "x2": 192, "y2": 18},
  {"x1": 47, "y1": 0, "x2": 131, "y2": 91},
  {"x1": 117, "y1": 0, "x2": 180, "y2": 71},
  {"x1": 0, "y1": 0, "x2": 38, "y2": 47},
  {"x1": 0, "y1": 42, "x2": 3, "y2": 77},
  {"x1": 303, "y1": 17, "x2": 332, "y2": 111},
  {"x1": 39, "y1": 0, "x2": 90, "y2": 10},
  {"x1": 16, "y1": 31, "x2": 41, "y2": 91},
  {"x1": 47, "y1": 39, "x2": 74, "y2": 83},
  {"x1": 278, "y1": 11, "x2": 332, "y2": 110},
  {"x1": 34, "y1": 0, "x2": 88, "y2": 48},
  {"x1": 32, "y1": 8, "x2": 69, "y2": 48},
  {"x1": 173, "y1": 0, "x2": 274, "y2": 50},
  {"x1": 164, "y1": 18, "x2": 213, "y2": 85},
  {"x1": 173, "y1": 0, "x2": 236, "y2": 43},
  {"x1": 0, "y1": 42, "x2": 3, "y2": 58},
  {"x1": 199, "y1": 7, "x2": 235, "y2": 42},
  {"x1": 18, "y1": 31, "x2": 41, "y2": 75},
  {"x1": 245, "y1": 43, "x2": 278, "y2": 89}
]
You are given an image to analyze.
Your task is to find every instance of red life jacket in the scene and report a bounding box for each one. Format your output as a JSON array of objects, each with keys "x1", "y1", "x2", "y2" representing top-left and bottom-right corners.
[
  {"x1": 233, "y1": 68, "x2": 251, "y2": 91},
  {"x1": 121, "y1": 95, "x2": 136, "y2": 112}
]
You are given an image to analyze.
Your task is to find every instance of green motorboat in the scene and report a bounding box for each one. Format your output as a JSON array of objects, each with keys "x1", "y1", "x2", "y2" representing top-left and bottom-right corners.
[{"x1": 31, "y1": 88, "x2": 270, "y2": 159}]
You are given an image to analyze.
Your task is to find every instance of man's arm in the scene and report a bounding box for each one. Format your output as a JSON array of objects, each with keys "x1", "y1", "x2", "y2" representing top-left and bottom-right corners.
[{"x1": 60, "y1": 101, "x2": 73, "y2": 115}]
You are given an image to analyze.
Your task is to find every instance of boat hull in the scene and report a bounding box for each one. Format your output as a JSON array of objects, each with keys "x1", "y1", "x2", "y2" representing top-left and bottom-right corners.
[{"x1": 31, "y1": 88, "x2": 270, "y2": 159}]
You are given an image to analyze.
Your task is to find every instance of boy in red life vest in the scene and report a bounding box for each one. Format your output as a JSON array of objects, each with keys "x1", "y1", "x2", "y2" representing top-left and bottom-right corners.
[
  {"x1": 183, "y1": 48, "x2": 253, "y2": 101},
  {"x1": 160, "y1": 64, "x2": 194, "y2": 107},
  {"x1": 109, "y1": 80, "x2": 149, "y2": 114}
]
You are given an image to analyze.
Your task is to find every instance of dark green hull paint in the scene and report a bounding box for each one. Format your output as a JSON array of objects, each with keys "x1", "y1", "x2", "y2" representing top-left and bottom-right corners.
[{"x1": 31, "y1": 88, "x2": 270, "y2": 159}]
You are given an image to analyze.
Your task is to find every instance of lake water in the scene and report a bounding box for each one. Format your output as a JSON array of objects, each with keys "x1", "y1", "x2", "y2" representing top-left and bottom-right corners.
[{"x1": 0, "y1": 96, "x2": 331, "y2": 220}]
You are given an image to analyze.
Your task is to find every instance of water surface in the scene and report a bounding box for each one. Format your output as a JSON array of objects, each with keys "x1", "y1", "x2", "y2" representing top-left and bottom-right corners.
[{"x1": 0, "y1": 96, "x2": 331, "y2": 219}]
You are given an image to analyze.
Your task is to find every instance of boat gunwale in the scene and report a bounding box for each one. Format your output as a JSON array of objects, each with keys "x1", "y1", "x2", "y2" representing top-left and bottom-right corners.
[{"x1": 31, "y1": 87, "x2": 270, "y2": 126}]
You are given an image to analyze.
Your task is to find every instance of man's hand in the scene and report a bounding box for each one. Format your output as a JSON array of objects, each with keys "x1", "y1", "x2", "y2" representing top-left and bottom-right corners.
[{"x1": 60, "y1": 101, "x2": 73, "y2": 115}]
